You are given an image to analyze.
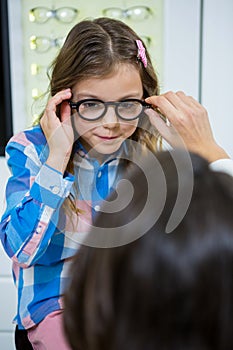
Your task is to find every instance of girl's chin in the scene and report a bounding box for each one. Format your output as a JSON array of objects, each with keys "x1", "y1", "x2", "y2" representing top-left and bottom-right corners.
[{"x1": 85, "y1": 140, "x2": 124, "y2": 159}]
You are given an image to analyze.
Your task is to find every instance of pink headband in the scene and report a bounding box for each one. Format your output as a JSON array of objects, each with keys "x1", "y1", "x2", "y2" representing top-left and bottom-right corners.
[{"x1": 136, "y1": 40, "x2": 147, "y2": 68}]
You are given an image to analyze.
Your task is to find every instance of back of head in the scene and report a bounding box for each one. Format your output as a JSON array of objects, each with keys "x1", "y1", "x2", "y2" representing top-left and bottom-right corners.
[
  {"x1": 134, "y1": 151, "x2": 233, "y2": 350},
  {"x1": 64, "y1": 151, "x2": 233, "y2": 349}
]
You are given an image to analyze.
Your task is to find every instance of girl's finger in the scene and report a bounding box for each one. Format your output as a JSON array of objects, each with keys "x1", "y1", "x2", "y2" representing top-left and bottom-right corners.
[
  {"x1": 46, "y1": 89, "x2": 72, "y2": 115},
  {"x1": 60, "y1": 100, "x2": 72, "y2": 123}
]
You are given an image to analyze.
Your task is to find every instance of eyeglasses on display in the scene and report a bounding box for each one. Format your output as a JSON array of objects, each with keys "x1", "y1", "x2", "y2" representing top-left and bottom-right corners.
[
  {"x1": 102, "y1": 6, "x2": 153, "y2": 21},
  {"x1": 29, "y1": 7, "x2": 79, "y2": 23},
  {"x1": 30, "y1": 36, "x2": 65, "y2": 53},
  {"x1": 69, "y1": 99, "x2": 151, "y2": 121},
  {"x1": 32, "y1": 88, "x2": 44, "y2": 100},
  {"x1": 31, "y1": 63, "x2": 48, "y2": 76}
]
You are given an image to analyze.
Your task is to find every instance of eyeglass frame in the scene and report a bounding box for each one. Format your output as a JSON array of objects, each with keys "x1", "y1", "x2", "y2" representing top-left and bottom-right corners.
[
  {"x1": 29, "y1": 7, "x2": 79, "y2": 23},
  {"x1": 69, "y1": 98, "x2": 152, "y2": 121},
  {"x1": 30, "y1": 36, "x2": 65, "y2": 53},
  {"x1": 102, "y1": 6, "x2": 153, "y2": 20}
]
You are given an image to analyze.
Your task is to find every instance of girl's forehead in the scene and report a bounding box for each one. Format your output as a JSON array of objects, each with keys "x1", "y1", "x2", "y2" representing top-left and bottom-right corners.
[{"x1": 72, "y1": 65, "x2": 143, "y2": 100}]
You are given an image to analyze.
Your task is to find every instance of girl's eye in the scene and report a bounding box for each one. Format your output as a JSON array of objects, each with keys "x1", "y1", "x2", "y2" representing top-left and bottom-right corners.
[
  {"x1": 122, "y1": 102, "x2": 134, "y2": 108},
  {"x1": 81, "y1": 102, "x2": 102, "y2": 109}
]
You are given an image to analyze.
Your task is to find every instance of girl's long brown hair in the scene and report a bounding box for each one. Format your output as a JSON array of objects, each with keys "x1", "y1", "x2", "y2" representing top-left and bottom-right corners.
[{"x1": 35, "y1": 17, "x2": 161, "y2": 215}]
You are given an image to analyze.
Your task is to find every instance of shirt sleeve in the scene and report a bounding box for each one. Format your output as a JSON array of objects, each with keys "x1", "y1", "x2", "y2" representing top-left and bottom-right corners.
[
  {"x1": 0, "y1": 135, "x2": 74, "y2": 267},
  {"x1": 209, "y1": 158, "x2": 233, "y2": 177}
]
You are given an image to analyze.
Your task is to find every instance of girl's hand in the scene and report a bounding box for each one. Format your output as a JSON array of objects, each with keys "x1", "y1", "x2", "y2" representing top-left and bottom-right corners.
[
  {"x1": 40, "y1": 89, "x2": 74, "y2": 173},
  {"x1": 145, "y1": 91, "x2": 229, "y2": 162}
]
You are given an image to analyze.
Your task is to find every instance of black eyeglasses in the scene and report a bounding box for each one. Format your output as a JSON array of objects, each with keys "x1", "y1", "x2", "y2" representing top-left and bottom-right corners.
[{"x1": 69, "y1": 99, "x2": 151, "y2": 121}]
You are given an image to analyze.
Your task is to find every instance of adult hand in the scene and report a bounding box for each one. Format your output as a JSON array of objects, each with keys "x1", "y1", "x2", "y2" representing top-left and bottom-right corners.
[
  {"x1": 40, "y1": 89, "x2": 74, "y2": 173},
  {"x1": 145, "y1": 91, "x2": 229, "y2": 162}
]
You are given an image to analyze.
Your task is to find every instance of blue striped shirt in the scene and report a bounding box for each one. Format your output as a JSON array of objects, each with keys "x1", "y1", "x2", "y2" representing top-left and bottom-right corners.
[{"x1": 0, "y1": 125, "x2": 124, "y2": 329}]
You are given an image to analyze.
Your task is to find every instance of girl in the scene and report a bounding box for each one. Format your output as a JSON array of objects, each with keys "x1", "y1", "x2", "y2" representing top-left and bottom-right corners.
[{"x1": 0, "y1": 17, "x2": 232, "y2": 350}]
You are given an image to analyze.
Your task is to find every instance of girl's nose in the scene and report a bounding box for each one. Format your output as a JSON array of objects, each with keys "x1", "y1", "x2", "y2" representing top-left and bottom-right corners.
[{"x1": 101, "y1": 106, "x2": 119, "y2": 128}]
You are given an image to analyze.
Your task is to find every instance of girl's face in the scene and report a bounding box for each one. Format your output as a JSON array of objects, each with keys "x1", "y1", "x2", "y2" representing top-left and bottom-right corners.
[{"x1": 71, "y1": 64, "x2": 143, "y2": 162}]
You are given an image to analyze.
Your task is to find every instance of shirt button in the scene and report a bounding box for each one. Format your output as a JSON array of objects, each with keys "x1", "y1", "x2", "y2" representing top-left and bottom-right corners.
[
  {"x1": 51, "y1": 185, "x2": 60, "y2": 194},
  {"x1": 36, "y1": 226, "x2": 42, "y2": 234},
  {"x1": 94, "y1": 205, "x2": 101, "y2": 212},
  {"x1": 97, "y1": 171, "x2": 102, "y2": 178}
]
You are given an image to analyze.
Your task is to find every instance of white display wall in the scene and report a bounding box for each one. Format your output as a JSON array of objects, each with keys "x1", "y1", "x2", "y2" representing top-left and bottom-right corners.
[{"x1": 201, "y1": 0, "x2": 233, "y2": 158}]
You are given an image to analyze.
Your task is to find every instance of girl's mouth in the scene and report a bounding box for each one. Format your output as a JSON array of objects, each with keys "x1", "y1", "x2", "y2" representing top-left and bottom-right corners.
[{"x1": 96, "y1": 135, "x2": 119, "y2": 140}]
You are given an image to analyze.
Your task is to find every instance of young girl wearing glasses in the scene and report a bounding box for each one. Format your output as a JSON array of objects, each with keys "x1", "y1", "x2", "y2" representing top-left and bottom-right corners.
[{"x1": 0, "y1": 17, "x2": 232, "y2": 350}]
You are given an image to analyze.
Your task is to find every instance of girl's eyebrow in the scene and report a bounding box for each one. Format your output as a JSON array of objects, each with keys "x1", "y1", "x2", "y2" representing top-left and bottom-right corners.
[
  {"x1": 120, "y1": 93, "x2": 143, "y2": 99},
  {"x1": 74, "y1": 92, "x2": 143, "y2": 100},
  {"x1": 75, "y1": 93, "x2": 99, "y2": 99}
]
